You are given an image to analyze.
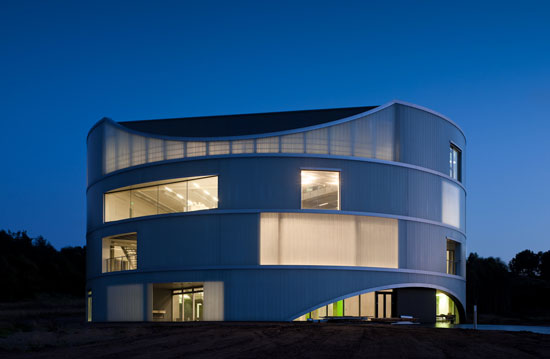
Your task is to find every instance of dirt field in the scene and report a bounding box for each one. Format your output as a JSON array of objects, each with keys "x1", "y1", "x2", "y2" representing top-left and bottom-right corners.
[
  {"x1": 1, "y1": 321, "x2": 550, "y2": 359},
  {"x1": 1, "y1": 300, "x2": 549, "y2": 359}
]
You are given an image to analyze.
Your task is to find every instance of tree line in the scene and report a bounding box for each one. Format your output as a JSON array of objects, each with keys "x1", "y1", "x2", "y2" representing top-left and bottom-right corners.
[
  {"x1": 0, "y1": 230, "x2": 85, "y2": 301},
  {"x1": 466, "y1": 250, "x2": 550, "y2": 318}
]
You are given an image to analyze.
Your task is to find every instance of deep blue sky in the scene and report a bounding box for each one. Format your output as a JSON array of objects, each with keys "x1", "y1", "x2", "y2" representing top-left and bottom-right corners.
[{"x1": 1, "y1": 1, "x2": 549, "y2": 262}]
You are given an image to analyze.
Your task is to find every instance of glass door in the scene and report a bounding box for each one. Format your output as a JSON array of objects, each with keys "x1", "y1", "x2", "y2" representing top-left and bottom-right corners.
[
  {"x1": 375, "y1": 291, "x2": 393, "y2": 318},
  {"x1": 172, "y1": 286, "x2": 204, "y2": 321}
]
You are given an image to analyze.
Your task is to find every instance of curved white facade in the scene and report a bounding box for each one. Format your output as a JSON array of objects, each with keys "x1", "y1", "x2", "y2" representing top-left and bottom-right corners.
[{"x1": 86, "y1": 100, "x2": 466, "y2": 322}]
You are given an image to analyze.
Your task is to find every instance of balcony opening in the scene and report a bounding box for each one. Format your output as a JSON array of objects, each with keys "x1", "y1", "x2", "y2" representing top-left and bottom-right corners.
[
  {"x1": 446, "y1": 239, "x2": 460, "y2": 275},
  {"x1": 102, "y1": 233, "x2": 137, "y2": 273}
]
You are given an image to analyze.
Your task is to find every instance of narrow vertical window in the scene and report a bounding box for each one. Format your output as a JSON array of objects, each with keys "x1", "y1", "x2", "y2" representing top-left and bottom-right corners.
[
  {"x1": 449, "y1": 144, "x2": 462, "y2": 182},
  {"x1": 446, "y1": 239, "x2": 460, "y2": 275},
  {"x1": 87, "y1": 290, "x2": 92, "y2": 322},
  {"x1": 301, "y1": 170, "x2": 340, "y2": 210}
]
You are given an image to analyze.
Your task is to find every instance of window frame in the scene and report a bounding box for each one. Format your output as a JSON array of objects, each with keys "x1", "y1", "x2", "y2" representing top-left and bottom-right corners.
[
  {"x1": 103, "y1": 175, "x2": 218, "y2": 223},
  {"x1": 299, "y1": 168, "x2": 341, "y2": 211},
  {"x1": 449, "y1": 143, "x2": 462, "y2": 182}
]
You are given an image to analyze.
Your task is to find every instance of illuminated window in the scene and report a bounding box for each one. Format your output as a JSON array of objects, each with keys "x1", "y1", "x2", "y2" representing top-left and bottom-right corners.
[
  {"x1": 87, "y1": 290, "x2": 92, "y2": 322},
  {"x1": 104, "y1": 176, "x2": 218, "y2": 222},
  {"x1": 102, "y1": 233, "x2": 137, "y2": 273},
  {"x1": 301, "y1": 170, "x2": 340, "y2": 210},
  {"x1": 446, "y1": 239, "x2": 460, "y2": 275},
  {"x1": 449, "y1": 144, "x2": 462, "y2": 181}
]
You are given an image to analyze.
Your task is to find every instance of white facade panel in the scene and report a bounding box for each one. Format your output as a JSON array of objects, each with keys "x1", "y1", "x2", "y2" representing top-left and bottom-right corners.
[
  {"x1": 107, "y1": 284, "x2": 143, "y2": 321},
  {"x1": 204, "y1": 282, "x2": 224, "y2": 321},
  {"x1": 260, "y1": 213, "x2": 398, "y2": 268}
]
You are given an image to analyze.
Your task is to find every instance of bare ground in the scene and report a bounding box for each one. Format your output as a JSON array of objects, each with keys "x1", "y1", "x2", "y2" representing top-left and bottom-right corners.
[{"x1": 1, "y1": 300, "x2": 549, "y2": 359}]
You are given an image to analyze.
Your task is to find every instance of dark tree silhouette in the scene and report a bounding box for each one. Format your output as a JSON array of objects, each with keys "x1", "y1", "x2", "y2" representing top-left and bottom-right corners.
[
  {"x1": 509, "y1": 250, "x2": 540, "y2": 277},
  {"x1": 540, "y1": 250, "x2": 550, "y2": 281},
  {"x1": 0, "y1": 230, "x2": 86, "y2": 301}
]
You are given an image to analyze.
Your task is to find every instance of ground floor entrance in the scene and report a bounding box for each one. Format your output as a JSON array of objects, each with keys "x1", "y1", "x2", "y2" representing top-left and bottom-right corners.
[
  {"x1": 152, "y1": 282, "x2": 224, "y2": 322},
  {"x1": 172, "y1": 286, "x2": 204, "y2": 321},
  {"x1": 296, "y1": 287, "x2": 461, "y2": 323},
  {"x1": 375, "y1": 290, "x2": 393, "y2": 318}
]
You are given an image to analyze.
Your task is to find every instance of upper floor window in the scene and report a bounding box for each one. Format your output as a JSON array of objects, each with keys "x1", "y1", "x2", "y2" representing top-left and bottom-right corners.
[
  {"x1": 449, "y1": 144, "x2": 462, "y2": 182},
  {"x1": 446, "y1": 238, "x2": 460, "y2": 275},
  {"x1": 104, "y1": 176, "x2": 218, "y2": 222},
  {"x1": 102, "y1": 233, "x2": 137, "y2": 273},
  {"x1": 301, "y1": 170, "x2": 340, "y2": 210}
]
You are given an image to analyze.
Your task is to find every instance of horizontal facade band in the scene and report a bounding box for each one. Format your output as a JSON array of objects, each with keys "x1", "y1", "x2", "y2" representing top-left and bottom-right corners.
[
  {"x1": 87, "y1": 264, "x2": 466, "y2": 282},
  {"x1": 87, "y1": 208, "x2": 467, "y2": 238},
  {"x1": 87, "y1": 152, "x2": 467, "y2": 193}
]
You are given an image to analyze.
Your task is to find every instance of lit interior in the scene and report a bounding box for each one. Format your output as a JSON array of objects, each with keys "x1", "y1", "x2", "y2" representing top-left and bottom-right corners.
[
  {"x1": 295, "y1": 290, "x2": 393, "y2": 321},
  {"x1": 301, "y1": 170, "x2": 340, "y2": 210},
  {"x1": 436, "y1": 290, "x2": 460, "y2": 324},
  {"x1": 104, "y1": 176, "x2": 218, "y2": 222}
]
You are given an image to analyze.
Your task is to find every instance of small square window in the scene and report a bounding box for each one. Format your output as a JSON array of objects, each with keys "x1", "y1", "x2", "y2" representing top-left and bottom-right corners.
[
  {"x1": 449, "y1": 145, "x2": 462, "y2": 182},
  {"x1": 301, "y1": 170, "x2": 340, "y2": 210}
]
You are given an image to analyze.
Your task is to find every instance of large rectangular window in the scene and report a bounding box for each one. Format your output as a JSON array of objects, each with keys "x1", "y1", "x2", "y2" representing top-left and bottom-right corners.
[
  {"x1": 104, "y1": 176, "x2": 218, "y2": 222},
  {"x1": 301, "y1": 170, "x2": 340, "y2": 210},
  {"x1": 449, "y1": 144, "x2": 462, "y2": 181},
  {"x1": 260, "y1": 213, "x2": 398, "y2": 268}
]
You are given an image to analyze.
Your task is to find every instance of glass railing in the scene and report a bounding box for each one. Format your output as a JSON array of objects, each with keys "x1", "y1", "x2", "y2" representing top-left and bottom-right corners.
[{"x1": 105, "y1": 255, "x2": 137, "y2": 272}]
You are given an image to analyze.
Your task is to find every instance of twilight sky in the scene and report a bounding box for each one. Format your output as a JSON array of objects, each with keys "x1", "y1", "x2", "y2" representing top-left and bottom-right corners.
[{"x1": 1, "y1": 1, "x2": 549, "y2": 262}]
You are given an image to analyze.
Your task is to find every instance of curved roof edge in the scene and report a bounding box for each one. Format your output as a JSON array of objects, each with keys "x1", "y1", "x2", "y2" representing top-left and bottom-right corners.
[{"x1": 87, "y1": 100, "x2": 465, "y2": 142}]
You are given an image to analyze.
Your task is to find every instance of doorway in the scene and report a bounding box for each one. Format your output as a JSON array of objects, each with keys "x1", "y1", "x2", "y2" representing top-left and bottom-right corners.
[
  {"x1": 172, "y1": 286, "x2": 204, "y2": 321},
  {"x1": 375, "y1": 290, "x2": 393, "y2": 318}
]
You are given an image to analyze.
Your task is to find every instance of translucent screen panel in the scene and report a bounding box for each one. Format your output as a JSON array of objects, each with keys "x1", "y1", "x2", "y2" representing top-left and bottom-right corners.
[
  {"x1": 104, "y1": 125, "x2": 117, "y2": 173},
  {"x1": 117, "y1": 131, "x2": 131, "y2": 169},
  {"x1": 260, "y1": 213, "x2": 398, "y2": 268},
  {"x1": 188, "y1": 176, "x2": 218, "y2": 211},
  {"x1": 442, "y1": 181, "x2": 460, "y2": 228},
  {"x1": 105, "y1": 191, "x2": 131, "y2": 222},
  {"x1": 159, "y1": 182, "x2": 188, "y2": 214},
  {"x1": 131, "y1": 135, "x2": 147, "y2": 166},
  {"x1": 187, "y1": 142, "x2": 206, "y2": 157},
  {"x1": 375, "y1": 115, "x2": 395, "y2": 161},
  {"x1": 148, "y1": 138, "x2": 164, "y2": 163},
  {"x1": 329, "y1": 122, "x2": 352, "y2": 156},
  {"x1": 209, "y1": 141, "x2": 230, "y2": 155},
  {"x1": 165, "y1": 141, "x2": 184, "y2": 160},
  {"x1": 256, "y1": 137, "x2": 279, "y2": 153},
  {"x1": 301, "y1": 170, "x2": 340, "y2": 210},
  {"x1": 231, "y1": 139, "x2": 254, "y2": 154},
  {"x1": 99, "y1": 107, "x2": 399, "y2": 178},
  {"x1": 305, "y1": 128, "x2": 328, "y2": 154},
  {"x1": 281, "y1": 133, "x2": 304, "y2": 153}
]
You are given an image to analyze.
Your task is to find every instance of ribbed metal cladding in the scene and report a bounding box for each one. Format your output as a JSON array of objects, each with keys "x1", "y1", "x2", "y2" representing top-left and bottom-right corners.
[{"x1": 86, "y1": 101, "x2": 467, "y2": 322}]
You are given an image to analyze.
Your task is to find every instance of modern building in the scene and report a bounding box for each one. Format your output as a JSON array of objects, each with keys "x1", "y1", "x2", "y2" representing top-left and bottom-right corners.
[{"x1": 86, "y1": 100, "x2": 466, "y2": 323}]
